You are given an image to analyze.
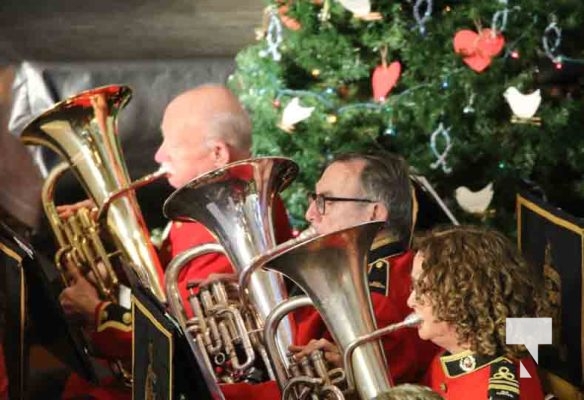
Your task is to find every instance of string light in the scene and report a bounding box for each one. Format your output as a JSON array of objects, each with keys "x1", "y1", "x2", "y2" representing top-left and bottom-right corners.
[{"x1": 384, "y1": 126, "x2": 397, "y2": 136}]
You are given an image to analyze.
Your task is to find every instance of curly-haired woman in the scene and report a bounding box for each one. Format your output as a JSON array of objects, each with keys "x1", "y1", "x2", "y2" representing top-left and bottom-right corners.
[{"x1": 407, "y1": 225, "x2": 548, "y2": 400}]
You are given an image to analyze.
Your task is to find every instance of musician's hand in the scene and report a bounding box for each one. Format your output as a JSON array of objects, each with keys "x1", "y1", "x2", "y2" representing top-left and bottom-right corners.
[
  {"x1": 56, "y1": 199, "x2": 96, "y2": 219},
  {"x1": 289, "y1": 338, "x2": 342, "y2": 367},
  {"x1": 59, "y1": 264, "x2": 101, "y2": 329},
  {"x1": 187, "y1": 272, "x2": 238, "y2": 288},
  {"x1": 203, "y1": 272, "x2": 237, "y2": 285}
]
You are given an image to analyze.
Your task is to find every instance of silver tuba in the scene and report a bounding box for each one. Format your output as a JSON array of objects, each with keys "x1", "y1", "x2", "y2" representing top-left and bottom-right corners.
[
  {"x1": 250, "y1": 221, "x2": 420, "y2": 400},
  {"x1": 163, "y1": 157, "x2": 298, "y2": 391}
]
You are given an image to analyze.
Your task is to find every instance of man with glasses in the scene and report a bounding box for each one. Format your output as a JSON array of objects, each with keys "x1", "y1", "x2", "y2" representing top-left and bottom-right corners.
[
  {"x1": 223, "y1": 152, "x2": 439, "y2": 399},
  {"x1": 289, "y1": 152, "x2": 439, "y2": 384}
]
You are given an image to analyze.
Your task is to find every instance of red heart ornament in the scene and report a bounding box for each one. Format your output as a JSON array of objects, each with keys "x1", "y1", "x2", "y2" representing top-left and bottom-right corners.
[
  {"x1": 476, "y1": 28, "x2": 505, "y2": 57},
  {"x1": 372, "y1": 61, "x2": 401, "y2": 101},
  {"x1": 453, "y1": 29, "x2": 479, "y2": 57},
  {"x1": 460, "y1": 53, "x2": 493, "y2": 73},
  {"x1": 453, "y1": 29, "x2": 505, "y2": 73}
]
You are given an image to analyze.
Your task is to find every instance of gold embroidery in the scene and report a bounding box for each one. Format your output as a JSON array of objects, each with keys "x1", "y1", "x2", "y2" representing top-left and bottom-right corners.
[
  {"x1": 492, "y1": 366, "x2": 516, "y2": 381},
  {"x1": 122, "y1": 312, "x2": 132, "y2": 325}
]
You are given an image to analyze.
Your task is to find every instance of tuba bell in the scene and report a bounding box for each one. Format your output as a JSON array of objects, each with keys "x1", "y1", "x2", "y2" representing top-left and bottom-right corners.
[
  {"x1": 20, "y1": 85, "x2": 166, "y2": 303},
  {"x1": 250, "y1": 221, "x2": 421, "y2": 400},
  {"x1": 163, "y1": 157, "x2": 298, "y2": 390}
]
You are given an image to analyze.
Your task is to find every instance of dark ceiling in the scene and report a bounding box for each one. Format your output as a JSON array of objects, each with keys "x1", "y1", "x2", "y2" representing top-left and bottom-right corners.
[{"x1": 0, "y1": 0, "x2": 264, "y2": 62}]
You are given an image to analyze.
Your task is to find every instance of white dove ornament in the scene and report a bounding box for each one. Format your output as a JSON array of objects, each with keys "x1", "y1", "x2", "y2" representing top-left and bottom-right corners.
[
  {"x1": 337, "y1": 0, "x2": 381, "y2": 20},
  {"x1": 279, "y1": 97, "x2": 315, "y2": 133},
  {"x1": 455, "y1": 182, "x2": 494, "y2": 215},
  {"x1": 503, "y1": 87, "x2": 542, "y2": 125}
]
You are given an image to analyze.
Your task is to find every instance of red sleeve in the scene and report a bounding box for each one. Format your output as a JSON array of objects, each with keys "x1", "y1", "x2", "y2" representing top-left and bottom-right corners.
[
  {"x1": 90, "y1": 301, "x2": 132, "y2": 361},
  {"x1": 293, "y1": 305, "x2": 325, "y2": 346},
  {"x1": 163, "y1": 222, "x2": 233, "y2": 318},
  {"x1": 220, "y1": 380, "x2": 281, "y2": 400}
]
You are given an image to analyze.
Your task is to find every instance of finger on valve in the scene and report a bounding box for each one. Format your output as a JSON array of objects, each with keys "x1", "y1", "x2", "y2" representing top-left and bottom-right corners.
[
  {"x1": 289, "y1": 338, "x2": 342, "y2": 367},
  {"x1": 56, "y1": 198, "x2": 96, "y2": 219}
]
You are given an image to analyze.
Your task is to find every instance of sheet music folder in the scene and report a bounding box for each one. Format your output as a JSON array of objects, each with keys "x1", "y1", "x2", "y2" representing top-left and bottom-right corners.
[{"x1": 131, "y1": 279, "x2": 215, "y2": 400}]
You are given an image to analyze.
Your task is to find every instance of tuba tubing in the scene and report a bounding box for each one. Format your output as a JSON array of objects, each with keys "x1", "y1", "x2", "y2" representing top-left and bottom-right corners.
[
  {"x1": 264, "y1": 295, "x2": 314, "y2": 390},
  {"x1": 165, "y1": 244, "x2": 226, "y2": 400},
  {"x1": 343, "y1": 313, "x2": 421, "y2": 391}
]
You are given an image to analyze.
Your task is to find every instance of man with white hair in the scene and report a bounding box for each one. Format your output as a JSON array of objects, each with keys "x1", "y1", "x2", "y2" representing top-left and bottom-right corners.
[{"x1": 58, "y1": 84, "x2": 292, "y2": 399}]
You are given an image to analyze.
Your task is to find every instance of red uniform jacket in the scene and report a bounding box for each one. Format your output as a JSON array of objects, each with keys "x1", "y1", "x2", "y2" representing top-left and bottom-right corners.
[{"x1": 424, "y1": 350, "x2": 545, "y2": 400}]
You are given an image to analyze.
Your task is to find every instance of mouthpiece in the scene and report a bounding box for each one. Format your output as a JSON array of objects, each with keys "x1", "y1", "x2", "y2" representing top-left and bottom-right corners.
[
  {"x1": 402, "y1": 313, "x2": 422, "y2": 328},
  {"x1": 295, "y1": 226, "x2": 318, "y2": 241},
  {"x1": 151, "y1": 165, "x2": 169, "y2": 180}
]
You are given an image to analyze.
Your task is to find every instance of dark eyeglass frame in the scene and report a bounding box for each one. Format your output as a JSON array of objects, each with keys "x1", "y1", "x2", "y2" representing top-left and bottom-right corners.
[{"x1": 307, "y1": 192, "x2": 374, "y2": 215}]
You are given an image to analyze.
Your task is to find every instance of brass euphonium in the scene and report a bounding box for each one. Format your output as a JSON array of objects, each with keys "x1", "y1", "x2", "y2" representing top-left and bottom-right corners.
[
  {"x1": 20, "y1": 85, "x2": 166, "y2": 304},
  {"x1": 250, "y1": 221, "x2": 421, "y2": 400},
  {"x1": 163, "y1": 157, "x2": 298, "y2": 392}
]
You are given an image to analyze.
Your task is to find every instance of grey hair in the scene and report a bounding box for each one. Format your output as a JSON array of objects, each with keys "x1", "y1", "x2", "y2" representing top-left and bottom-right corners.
[
  {"x1": 206, "y1": 110, "x2": 252, "y2": 155},
  {"x1": 385, "y1": 384, "x2": 444, "y2": 400},
  {"x1": 331, "y1": 152, "x2": 414, "y2": 242}
]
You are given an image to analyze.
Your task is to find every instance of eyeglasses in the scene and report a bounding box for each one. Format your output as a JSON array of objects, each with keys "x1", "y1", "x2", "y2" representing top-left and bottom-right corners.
[{"x1": 307, "y1": 192, "x2": 374, "y2": 215}]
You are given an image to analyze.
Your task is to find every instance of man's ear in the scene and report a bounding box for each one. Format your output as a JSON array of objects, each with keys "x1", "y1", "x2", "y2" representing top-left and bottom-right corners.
[
  {"x1": 211, "y1": 140, "x2": 231, "y2": 167},
  {"x1": 371, "y1": 202, "x2": 389, "y2": 222}
]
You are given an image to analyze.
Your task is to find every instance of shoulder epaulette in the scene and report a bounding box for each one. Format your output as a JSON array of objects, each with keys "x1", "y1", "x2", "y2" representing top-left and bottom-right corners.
[
  {"x1": 96, "y1": 301, "x2": 132, "y2": 333},
  {"x1": 488, "y1": 357, "x2": 520, "y2": 399}
]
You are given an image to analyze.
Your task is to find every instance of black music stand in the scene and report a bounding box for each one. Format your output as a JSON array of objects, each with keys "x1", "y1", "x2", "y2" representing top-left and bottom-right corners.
[
  {"x1": 1, "y1": 221, "x2": 101, "y2": 386},
  {"x1": 0, "y1": 221, "x2": 30, "y2": 400},
  {"x1": 131, "y1": 280, "x2": 214, "y2": 400},
  {"x1": 517, "y1": 191, "x2": 584, "y2": 390}
]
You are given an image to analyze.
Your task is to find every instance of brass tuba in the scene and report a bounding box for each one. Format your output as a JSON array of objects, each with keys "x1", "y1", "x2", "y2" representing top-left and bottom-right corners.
[
  {"x1": 163, "y1": 157, "x2": 298, "y2": 391},
  {"x1": 250, "y1": 221, "x2": 421, "y2": 400},
  {"x1": 20, "y1": 85, "x2": 166, "y2": 304}
]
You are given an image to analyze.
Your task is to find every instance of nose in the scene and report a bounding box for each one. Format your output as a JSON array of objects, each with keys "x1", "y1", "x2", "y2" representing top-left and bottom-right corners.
[
  {"x1": 305, "y1": 198, "x2": 320, "y2": 225},
  {"x1": 406, "y1": 289, "x2": 415, "y2": 309},
  {"x1": 154, "y1": 142, "x2": 167, "y2": 164}
]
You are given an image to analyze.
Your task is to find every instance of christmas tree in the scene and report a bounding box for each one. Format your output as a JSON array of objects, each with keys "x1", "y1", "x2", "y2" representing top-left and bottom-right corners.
[{"x1": 229, "y1": 0, "x2": 584, "y2": 233}]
